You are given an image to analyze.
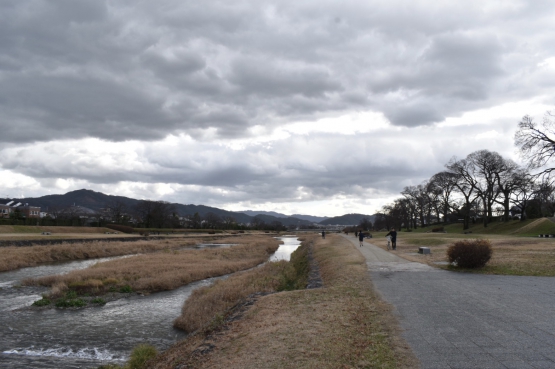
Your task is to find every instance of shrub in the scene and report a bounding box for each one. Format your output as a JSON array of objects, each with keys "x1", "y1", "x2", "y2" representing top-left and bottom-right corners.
[
  {"x1": 91, "y1": 297, "x2": 106, "y2": 305},
  {"x1": 32, "y1": 297, "x2": 51, "y2": 307},
  {"x1": 119, "y1": 285, "x2": 133, "y2": 293},
  {"x1": 447, "y1": 239, "x2": 493, "y2": 268},
  {"x1": 432, "y1": 227, "x2": 444, "y2": 232},
  {"x1": 127, "y1": 344, "x2": 157, "y2": 369},
  {"x1": 106, "y1": 224, "x2": 134, "y2": 234},
  {"x1": 65, "y1": 290, "x2": 78, "y2": 299},
  {"x1": 55, "y1": 297, "x2": 86, "y2": 308}
]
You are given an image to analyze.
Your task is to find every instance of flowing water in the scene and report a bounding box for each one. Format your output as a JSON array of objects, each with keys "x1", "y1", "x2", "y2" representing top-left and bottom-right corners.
[
  {"x1": 0, "y1": 238, "x2": 300, "y2": 368},
  {"x1": 269, "y1": 236, "x2": 301, "y2": 262}
]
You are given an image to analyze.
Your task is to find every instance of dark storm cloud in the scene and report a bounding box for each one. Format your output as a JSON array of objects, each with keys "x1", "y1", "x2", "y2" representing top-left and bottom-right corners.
[{"x1": 3, "y1": 0, "x2": 552, "y2": 144}]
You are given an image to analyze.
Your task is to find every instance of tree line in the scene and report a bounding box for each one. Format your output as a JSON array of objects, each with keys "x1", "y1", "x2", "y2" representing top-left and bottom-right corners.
[{"x1": 375, "y1": 111, "x2": 555, "y2": 231}]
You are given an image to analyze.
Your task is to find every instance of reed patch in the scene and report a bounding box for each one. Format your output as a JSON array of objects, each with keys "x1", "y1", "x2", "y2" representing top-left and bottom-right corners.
[
  {"x1": 0, "y1": 238, "x2": 204, "y2": 272},
  {"x1": 24, "y1": 236, "x2": 280, "y2": 304}
]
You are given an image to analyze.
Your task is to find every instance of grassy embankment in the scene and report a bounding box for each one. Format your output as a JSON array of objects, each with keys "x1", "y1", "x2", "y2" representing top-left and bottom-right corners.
[
  {"x1": 371, "y1": 217, "x2": 555, "y2": 276},
  {"x1": 24, "y1": 235, "x2": 280, "y2": 308},
  {"x1": 173, "y1": 237, "x2": 310, "y2": 333},
  {"x1": 0, "y1": 237, "x2": 204, "y2": 273},
  {"x1": 146, "y1": 234, "x2": 417, "y2": 369}
]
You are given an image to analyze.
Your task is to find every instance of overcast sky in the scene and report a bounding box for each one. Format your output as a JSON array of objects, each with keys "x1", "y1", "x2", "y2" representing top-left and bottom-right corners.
[{"x1": 1, "y1": 0, "x2": 554, "y2": 217}]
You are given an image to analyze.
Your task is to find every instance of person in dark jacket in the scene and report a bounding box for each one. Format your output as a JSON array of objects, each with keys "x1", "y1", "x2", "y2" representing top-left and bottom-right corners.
[
  {"x1": 385, "y1": 228, "x2": 397, "y2": 250},
  {"x1": 358, "y1": 231, "x2": 364, "y2": 247}
]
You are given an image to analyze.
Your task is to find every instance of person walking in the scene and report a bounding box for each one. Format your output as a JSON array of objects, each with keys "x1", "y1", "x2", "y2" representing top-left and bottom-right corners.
[
  {"x1": 358, "y1": 231, "x2": 365, "y2": 247},
  {"x1": 385, "y1": 228, "x2": 397, "y2": 250},
  {"x1": 322, "y1": 230, "x2": 326, "y2": 239}
]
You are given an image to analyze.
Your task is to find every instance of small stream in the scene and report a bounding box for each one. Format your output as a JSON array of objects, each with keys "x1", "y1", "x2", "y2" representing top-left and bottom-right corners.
[
  {"x1": 0, "y1": 237, "x2": 300, "y2": 368},
  {"x1": 269, "y1": 236, "x2": 301, "y2": 262}
]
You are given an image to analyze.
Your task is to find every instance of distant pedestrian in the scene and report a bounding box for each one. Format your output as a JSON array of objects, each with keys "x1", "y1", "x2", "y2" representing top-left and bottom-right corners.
[
  {"x1": 358, "y1": 231, "x2": 364, "y2": 247},
  {"x1": 355, "y1": 231, "x2": 358, "y2": 237},
  {"x1": 385, "y1": 228, "x2": 397, "y2": 250},
  {"x1": 322, "y1": 230, "x2": 326, "y2": 239}
]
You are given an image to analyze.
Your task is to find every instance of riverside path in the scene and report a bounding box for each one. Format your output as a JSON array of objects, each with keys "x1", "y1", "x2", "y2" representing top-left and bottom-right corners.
[{"x1": 341, "y1": 234, "x2": 555, "y2": 369}]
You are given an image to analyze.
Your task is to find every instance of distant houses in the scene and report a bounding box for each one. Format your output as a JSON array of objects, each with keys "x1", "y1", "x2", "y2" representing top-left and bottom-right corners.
[{"x1": 0, "y1": 201, "x2": 41, "y2": 219}]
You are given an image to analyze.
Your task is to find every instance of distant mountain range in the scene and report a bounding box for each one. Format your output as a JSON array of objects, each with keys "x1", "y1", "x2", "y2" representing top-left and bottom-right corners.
[
  {"x1": 319, "y1": 213, "x2": 376, "y2": 225},
  {"x1": 0, "y1": 189, "x2": 375, "y2": 226},
  {"x1": 240, "y1": 210, "x2": 328, "y2": 223}
]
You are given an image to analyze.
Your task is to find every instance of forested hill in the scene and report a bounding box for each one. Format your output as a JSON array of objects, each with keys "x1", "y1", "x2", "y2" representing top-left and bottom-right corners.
[
  {"x1": 248, "y1": 214, "x2": 312, "y2": 227},
  {"x1": 2, "y1": 189, "x2": 376, "y2": 226},
  {"x1": 319, "y1": 213, "x2": 376, "y2": 225},
  {"x1": 239, "y1": 210, "x2": 328, "y2": 223},
  {"x1": 0, "y1": 189, "x2": 254, "y2": 224},
  {"x1": 1, "y1": 189, "x2": 137, "y2": 213}
]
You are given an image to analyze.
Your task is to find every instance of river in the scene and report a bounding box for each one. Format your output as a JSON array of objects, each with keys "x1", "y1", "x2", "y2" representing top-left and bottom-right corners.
[{"x1": 0, "y1": 237, "x2": 300, "y2": 368}]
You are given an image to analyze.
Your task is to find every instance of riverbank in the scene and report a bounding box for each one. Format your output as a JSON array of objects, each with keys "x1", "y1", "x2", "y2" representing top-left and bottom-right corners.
[{"x1": 147, "y1": 234, "x2": 417, "y2": 369}]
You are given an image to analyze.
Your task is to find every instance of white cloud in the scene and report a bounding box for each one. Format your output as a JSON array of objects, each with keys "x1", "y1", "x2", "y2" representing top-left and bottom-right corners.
[{"x1": 1, "y1": 0, "x2": 554, "y2": 216}]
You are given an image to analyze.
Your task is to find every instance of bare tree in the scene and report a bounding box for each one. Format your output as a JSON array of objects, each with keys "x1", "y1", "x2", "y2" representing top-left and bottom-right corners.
[
  {"x1": 270, "y1": 220, "x2": 285, "y2": 231},
  {"x1": 48, "y1": 205, "x2": 63, "y2": 226},
  {"x1": 467, "y1": 150, "x2": 505, "y2": 227},
  {"x1": 511, "y1": 172, "x2": 536, "y2": 221},
  {"x1": 373, "y1": 212, "x2": 390, "y2": 231},
  {"x1": 203, "y1": 212, "x2": 222, "y2": 229},
  {"x1": 387, "y1": 198, "x2": 411, "y2": 230},
  {"x1": 134, "y1": 200, "x2": 176, "y2": 228},
  {"x1": 533, "y1": 178, "x2": 555, "y2": 217},
  {"x1": 495, "y1": 160, "x2": 525, "y2": 222},
  {"x1": 106, "y1": 200, "x2": 128, "y2": 224},
  {"x1": 190, "y1": 212, "x2": 202, "y2": 229},
  {"x1": 358, "y1": 217, "x2": 372, "y2": 231},
  {"x1": 429, "y1": 171, "x2": 457, "y2": 224},
  {"x1": 222, "y1": 216, "x2": 237, "y2": 229},
  {"x1": 401, "y1": 186, "x2": 423, "y2": 229},
  {"x1": 515, "y1": 112, "x2": 555, "y2": 177},
  {"x1": 446, "y1": 157, "x2": 480, "y2": 230},
  {"x1": 251, "y1": 215, "x2": 266, "y2": 229}
]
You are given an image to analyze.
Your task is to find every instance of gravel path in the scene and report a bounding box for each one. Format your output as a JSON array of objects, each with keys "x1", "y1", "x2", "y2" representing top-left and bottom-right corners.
[{"x1": 342, "y1": 235, "x2": 555, "y2": 369}]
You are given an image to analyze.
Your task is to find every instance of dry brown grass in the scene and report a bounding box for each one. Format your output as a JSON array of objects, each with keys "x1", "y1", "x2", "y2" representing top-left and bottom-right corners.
[
  {"x1": 173, "y1": 241, "x2": 307, "y2": 333},
  {"x1": 173, "y1": 260, "x2": 293, "y2": 332},
  {"x1": 0, "y1": 238, "x2": 201, "y2": 272},
  {"x1": 23, "y1": 235, "x2": 280, "y2": 296},
  {"x1": 151, "y1": 234, "x2": 418, "y2": 369},
  {"x1": 371, "y1": 232, "x2": 555, "y2": 276},
  {"x1": 0, "y1": 225, "x2": 115, "y2": 234}
]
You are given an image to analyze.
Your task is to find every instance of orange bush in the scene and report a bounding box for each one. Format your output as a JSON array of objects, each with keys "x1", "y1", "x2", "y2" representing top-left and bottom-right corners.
[{"x1": 447, "y1": 239, "x2": 492, "y2": 268}]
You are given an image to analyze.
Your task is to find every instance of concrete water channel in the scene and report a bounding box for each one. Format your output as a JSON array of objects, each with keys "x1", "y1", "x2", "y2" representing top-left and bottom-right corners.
[{"x1": 0, "y1": 236, "x2": 301, "y2": 369}]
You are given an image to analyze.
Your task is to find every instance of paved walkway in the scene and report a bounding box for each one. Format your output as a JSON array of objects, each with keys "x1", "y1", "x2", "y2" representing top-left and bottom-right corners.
[{"x1": 342, "y1": 235, "x2": 555, "y2": 369}]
